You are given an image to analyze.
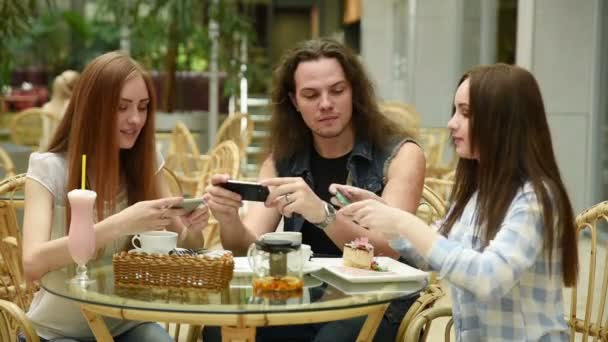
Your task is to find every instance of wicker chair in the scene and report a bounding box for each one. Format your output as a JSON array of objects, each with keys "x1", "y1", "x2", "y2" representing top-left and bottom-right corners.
[
  {"x1": 0, "y1": 173, "x2": 25, "y2": 209},
  {"x1": 0, "y1": 299, "x2": 39, "y2": 342},
  {"x1": 418, "y1": 128, "x2": 457, "y2": 179},
  {"x1": 10, "y1": 108, "x2": 60, "y2": 149},
  {"x1": 379, "y1": 101, "x2": 420, "y2": 140},
  {"x1": 424, "y1": 177, "x2": 454, "y2": 205},
  {"x1": 0, "y1": 147, "x2": 16, "y2": 180},
  {"x1": 395, "y1": 185, "x2": 448, "y2": 342},
  {"x1": 165, "y1": 121, "x2": 206, "y2": 196},
  {"x1": 161, "y1": 166, "x2": 183, "y2": 196},
  {"x1": 404, "y1": 306, "x2": 454, "y2": 342},
  {"x1": 0, "y1": 196, "x2": 40, "y2": 342},
  {"x1": 195, "y1": 140, "x2": 241, "y2": 251},
  {"x1": 214, "y1": 113, "x2": 254, "y2": 157},
  {"x1": 567, "y1": 201, "x2": 608, "y2": 341}
]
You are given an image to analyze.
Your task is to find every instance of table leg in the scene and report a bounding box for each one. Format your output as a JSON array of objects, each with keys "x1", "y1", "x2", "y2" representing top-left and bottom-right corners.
[
  {"x1": 221, "y1": 326, "x2": 256, "y2": 342},
  {"x1": 81, "y1": 306, "x2": 115, "y2": 342},
  {"x1": 356, "y1": 303, "x2": 389, "y2": 342}
]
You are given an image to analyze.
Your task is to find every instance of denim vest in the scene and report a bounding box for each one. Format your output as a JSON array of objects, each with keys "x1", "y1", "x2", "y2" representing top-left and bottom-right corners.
[{"x1": 274, "y1": 136, "x2": 411, "y2": 233}]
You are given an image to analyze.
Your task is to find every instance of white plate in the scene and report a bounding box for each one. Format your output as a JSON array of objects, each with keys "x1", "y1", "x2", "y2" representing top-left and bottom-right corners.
[
  {"x1": 233, "y1": 257, "x2": 322, "y2": 276},
  {"x1": 313, "y1": 257, "x2": 428, "y2": 283}
]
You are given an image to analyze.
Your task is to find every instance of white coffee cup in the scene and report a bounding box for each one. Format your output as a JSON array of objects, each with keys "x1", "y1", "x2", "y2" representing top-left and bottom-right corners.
[
  {"x1": 300, "y1": 244, "x2": 312, "y2": 263},
  {"x1": 131, "y1": 231, "x2": 178, "y2": 254},
  {"x1": 287, "y1": 243, "x2": 313, "y2": 271},
  {"x1": 262, "y1": 231, "x2": 302, "y2": 245}
]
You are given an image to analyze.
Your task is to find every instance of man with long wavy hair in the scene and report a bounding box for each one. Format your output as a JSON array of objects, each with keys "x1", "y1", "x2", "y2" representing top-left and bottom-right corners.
[{"x1": 204, "y1": 38, "x2": 425, "y2": 341}]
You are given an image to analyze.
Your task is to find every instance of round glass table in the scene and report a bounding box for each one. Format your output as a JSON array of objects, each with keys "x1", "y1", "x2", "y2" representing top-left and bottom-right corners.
[{"x1": 41, "y1": 257, "x2": 427, "y2": 341}]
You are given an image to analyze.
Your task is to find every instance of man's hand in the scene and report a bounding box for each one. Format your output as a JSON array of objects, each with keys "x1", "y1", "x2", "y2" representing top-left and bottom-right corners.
[{"x1": 261, "y1": 177, "x2": 326, "y2": 224}]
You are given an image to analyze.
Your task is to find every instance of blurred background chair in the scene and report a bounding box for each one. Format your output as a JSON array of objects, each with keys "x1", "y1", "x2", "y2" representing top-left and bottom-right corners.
[
  {"x1": 0, "y1": 188, "x2": 40, "y2": 342},
  {"x1": 165, "y1": 121, "x2": 206, "y2": 196},
  {"x1": 567, "y1": 201, "x2": 608, "y2": 341},
  {"x1": 9, "y1": 108, "x2": 60, "y2": 150},
  {"x1": 195, "y1": 140, "x2": 241, "y2": 250},
  {"x1": 0, "y1": 147, "x2": 16, "y2": 180},
  {"x1": 418, "y1": 128, "x2": 457, "y2": 179},
  {"x1": 214, "y1": 112, "x2": 254, "y2": 160},
  {"x1": 161, "y1": 166, "x2": 183, "y2": 197},
  {"x1": 379, "y1": 101, "x2": 420, "y2": 139}
]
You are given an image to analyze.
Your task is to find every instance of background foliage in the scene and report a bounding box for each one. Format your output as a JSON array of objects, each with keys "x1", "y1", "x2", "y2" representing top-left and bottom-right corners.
[{"x1": 1, "y1": 0, "x2": 269, "y2": 108}]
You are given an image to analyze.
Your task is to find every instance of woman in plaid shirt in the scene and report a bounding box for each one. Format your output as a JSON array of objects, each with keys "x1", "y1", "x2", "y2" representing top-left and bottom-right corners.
[{"x1": 338, "y1": 64, "x2": 578, "y2": 341}]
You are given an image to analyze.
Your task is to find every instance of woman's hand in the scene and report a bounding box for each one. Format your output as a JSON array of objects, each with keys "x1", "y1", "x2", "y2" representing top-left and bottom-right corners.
[
  {"x1": 328, "y1": 184, "x2": 387, "y2": 208},
  {"x1": 178, "y1": 204, "x2": 210, "y2": 234},
  {"x1": 112, "y1": 197, "x2": 188, "y2": 235},
  {"x1": 261, "y1": 177, "x2": 326, "y2": 224},
  {"x1": 204, "y1": 174, "x2": 243, "y2": 225},
  {"x1": 339, "y1": 199, "x2": 408, "y2": 240}
]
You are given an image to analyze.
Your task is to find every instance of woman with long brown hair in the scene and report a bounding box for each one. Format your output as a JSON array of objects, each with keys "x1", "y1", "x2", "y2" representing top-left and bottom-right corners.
[
  {"x1": 21, "y1": 51, "x2": 209, "y2": 341},
  {"x1": 340, "y1": 64, "x2": 578, "y2": 341}
]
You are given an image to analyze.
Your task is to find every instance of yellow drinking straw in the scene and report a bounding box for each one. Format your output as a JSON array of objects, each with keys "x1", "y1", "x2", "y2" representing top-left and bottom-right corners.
[{"x1": 81, "y1": 154, "x2": 86, "y2": 190}]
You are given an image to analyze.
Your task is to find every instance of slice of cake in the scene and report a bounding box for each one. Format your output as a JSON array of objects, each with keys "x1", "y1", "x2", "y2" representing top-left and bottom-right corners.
[{"x1": 343, "y1": 237, "x2": 374, "y2": 269}]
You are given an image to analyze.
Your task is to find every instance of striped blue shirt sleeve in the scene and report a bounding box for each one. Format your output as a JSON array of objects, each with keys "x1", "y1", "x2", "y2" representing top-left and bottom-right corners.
[{"x1": 425, "y1": 189, "x2": 545, "y2": 301}]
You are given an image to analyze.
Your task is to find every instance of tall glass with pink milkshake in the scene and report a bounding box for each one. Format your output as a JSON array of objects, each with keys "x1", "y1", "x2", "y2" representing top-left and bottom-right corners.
[{"x1": 67, "y1": 189, "x2": 97, "y2": 285}]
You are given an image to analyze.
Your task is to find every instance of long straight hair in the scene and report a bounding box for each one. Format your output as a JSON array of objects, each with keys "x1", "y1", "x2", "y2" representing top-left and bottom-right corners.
[
  {"x1": 267, "y1": 38, "x2": 410, "y2": 161},
  {"x1": 47, "y1": 51, "x2": 160, "y2": 229},
  {"x1": 440, "y1": 64, "x2": 578, "y2": 286}
]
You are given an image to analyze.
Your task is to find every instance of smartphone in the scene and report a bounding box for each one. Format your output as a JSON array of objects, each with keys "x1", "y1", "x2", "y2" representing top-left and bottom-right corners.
[
  {"x1": 219, "y1": 180, "x2": 270, "y2": 202},
  {"x1": 172, "y1": 198, "x2": 206, "y2": 213},
  {"x1": 335, "y1": 191, "x2": 351, "y2": 206}
]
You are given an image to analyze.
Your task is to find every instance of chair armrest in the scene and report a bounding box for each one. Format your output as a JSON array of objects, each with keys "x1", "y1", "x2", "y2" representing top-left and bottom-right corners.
[
  {"x1": 403, "y1": 306, "x2": 453, "y2": 342},
  {"x1": 0, "y1": 298, "x2": 40, "y2": 342}
]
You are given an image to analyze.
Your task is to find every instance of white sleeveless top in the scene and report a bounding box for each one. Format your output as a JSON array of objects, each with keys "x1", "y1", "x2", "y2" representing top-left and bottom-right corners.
[{"x1": 25, "y1": 151, "x2": 164, "y2": 340}]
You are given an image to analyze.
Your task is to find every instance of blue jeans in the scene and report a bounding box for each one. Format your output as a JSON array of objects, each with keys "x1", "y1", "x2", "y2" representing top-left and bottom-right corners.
[
  {"x1": 202, "y1": 297, "x2": 412, "y2": 342},
  {"x1": 19, "y1": 322, "x2": 172, "y2": 342}
]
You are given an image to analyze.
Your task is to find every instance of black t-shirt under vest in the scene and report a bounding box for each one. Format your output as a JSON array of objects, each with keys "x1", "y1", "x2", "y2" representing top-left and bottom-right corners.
[{"x1": 300, "y1": 147, "x2": 351, "y2": 256}]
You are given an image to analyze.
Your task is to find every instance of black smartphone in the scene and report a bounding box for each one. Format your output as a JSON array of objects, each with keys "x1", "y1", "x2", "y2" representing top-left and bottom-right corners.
[{"x1": 219, "y1": 180, "x2": 270, "y2": 202}]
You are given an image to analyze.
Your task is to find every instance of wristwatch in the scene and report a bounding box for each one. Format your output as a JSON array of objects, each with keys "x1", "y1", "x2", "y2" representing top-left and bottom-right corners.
[{"x1": 315, "y1": 201, "x2": 337, "y2": 230}]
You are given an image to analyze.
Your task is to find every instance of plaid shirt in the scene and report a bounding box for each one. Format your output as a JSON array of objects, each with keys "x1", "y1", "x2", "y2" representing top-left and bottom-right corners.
[{"x1": 390, "y1": 184, "x2": 569, "y2": 341}]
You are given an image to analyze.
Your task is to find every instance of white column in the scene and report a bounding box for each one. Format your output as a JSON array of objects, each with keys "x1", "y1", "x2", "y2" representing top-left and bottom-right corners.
[
  {"x1": 208, "y1": 0, "x2": 219, "y2": 148},
  {"x1": 517, "y1": 0, "x2": 601, "y2": 212},
  {"x1": 479, "y1": 0, "x2": 497, "y2": 64}
]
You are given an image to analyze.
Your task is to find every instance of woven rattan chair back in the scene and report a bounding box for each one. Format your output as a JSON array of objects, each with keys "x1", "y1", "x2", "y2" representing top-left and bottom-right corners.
[
  {"x1": 0, "y1": 147, "x2": 16, "y2": 180},
  {"x1": 418, "y1": 127, "x2": 457, "y2": 178},
  {"x1": 195, "y1": 140, "x2": 240, "y2": 250},
  {"x1": 161, "y1": 166, "x2": 183, "y2": 196},
  {"x1": 10, "y1": 108, "x2": 60, "y2": 149},
  {"x1": 569, "y1": 201, "x2": 608, "y2": 341},
  {"x1": 213, "y1": 112, "x2": 254, "y2": 159},
  {"x1": 0, "y1": 299, "x2": 40, "y2": 342},
  {"x1": 0, "y1": 174, "x2": 25, "y2": 209},
  {"x1": 165, "y1": 121, "x2": 204, "y2": 196},
  {"x1": 416, "y1": 184, "x2": 447, "y2": 225},
  {"x1": 0, "y1": 199, "x2": 35, "y2": 311},
  {"x1": 424, "y1": 177, "x2": 454, "y2": 205},
  {"x1": 379, "y1": 101, "x2": 420, "y2": 139},
  {"x1": 195, "y1": 140, "x2": 241, "y2": 197}
]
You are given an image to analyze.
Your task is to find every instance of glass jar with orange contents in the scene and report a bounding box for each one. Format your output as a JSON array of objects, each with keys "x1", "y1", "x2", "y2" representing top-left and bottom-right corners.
[{"x1": 247, "y1": 238, "x2": 304, "y2": 295}]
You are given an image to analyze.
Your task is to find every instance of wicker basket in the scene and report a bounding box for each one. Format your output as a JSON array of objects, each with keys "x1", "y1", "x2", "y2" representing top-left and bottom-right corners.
[{"x1": 113, "y1": 251, "x2": 234, "y2": 290}]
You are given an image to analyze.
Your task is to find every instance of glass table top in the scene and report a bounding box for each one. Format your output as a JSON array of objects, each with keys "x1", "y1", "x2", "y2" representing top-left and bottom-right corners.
[{"x1": 41, "y1": 257, "x2": 427, "y2": 315}]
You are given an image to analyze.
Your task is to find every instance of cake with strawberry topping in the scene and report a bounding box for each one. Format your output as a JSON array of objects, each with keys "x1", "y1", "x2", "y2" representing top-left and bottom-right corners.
[{"x1": 343, "y1": 237, "x2": 374, "y2": 269}]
